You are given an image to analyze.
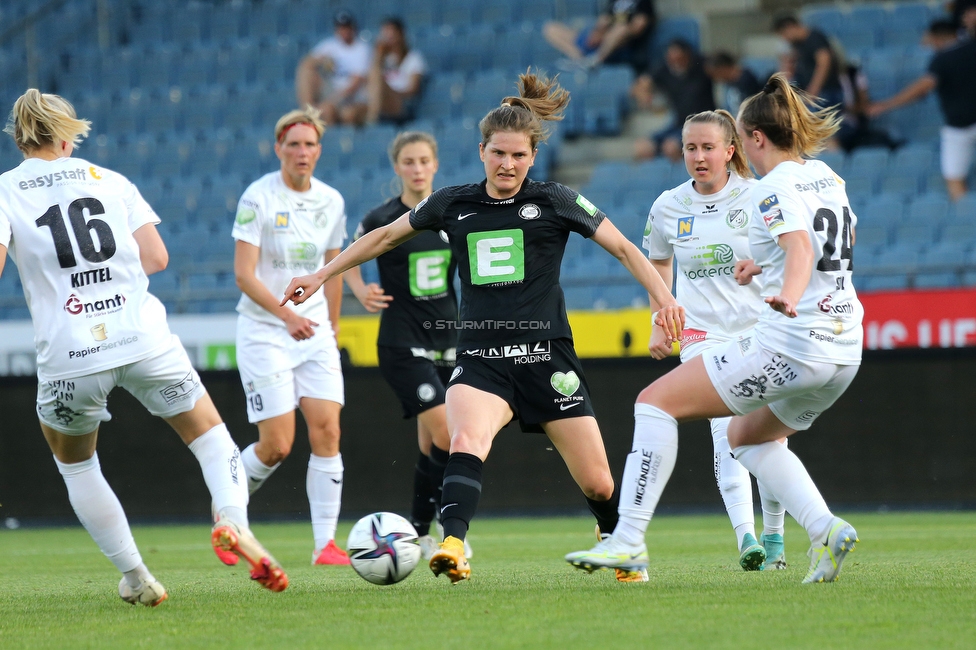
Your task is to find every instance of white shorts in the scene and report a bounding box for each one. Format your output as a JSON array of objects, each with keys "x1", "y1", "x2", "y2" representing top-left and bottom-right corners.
[
  {"x1": 236, "y1": 317, "x2": 344, "y2": 423},
  {"x1": 703, "y1": 334, "x2": 858, "y2": 431},
  {"x1": 940, "y1": 123, "x2": 976, "y2": 181},
  {"x1": 36, "y1": 335, "x2": 206, "y2": 435}
]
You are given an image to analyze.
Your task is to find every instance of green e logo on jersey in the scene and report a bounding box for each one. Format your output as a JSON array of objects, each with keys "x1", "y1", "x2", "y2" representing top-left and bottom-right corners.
[
  {"x1": 409, "y1": 250, "x2": 452, "y2": 296},
  {"x1": 467, "y1": 229, "x2": 524, "y2": 285}
]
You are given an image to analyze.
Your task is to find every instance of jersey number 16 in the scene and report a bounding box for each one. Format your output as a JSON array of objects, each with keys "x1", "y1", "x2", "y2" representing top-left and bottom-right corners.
[{"x1": 36, "y1": 197, "x2": 117, "y2": 269}]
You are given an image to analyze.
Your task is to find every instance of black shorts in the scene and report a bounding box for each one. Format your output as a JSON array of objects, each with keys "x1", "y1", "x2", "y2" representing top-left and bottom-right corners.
[
  {"x1": 377, "y1": 346, "x2": 455, "y2": 419},
  {"x1": 448, "y1": 338, "x2": 595, "y2": 433}
]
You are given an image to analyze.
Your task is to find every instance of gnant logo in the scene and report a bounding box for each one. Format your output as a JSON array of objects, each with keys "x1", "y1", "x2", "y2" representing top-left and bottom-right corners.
[
  {"x1": 518, "y1": 203, "x2": 541, "y2": 220},
  {"x1": 64, "y1": 292, "x2": 126, "y2": 317},
  {"x1": 817, "y1": 295, "x2": 854, "y2": 318}
]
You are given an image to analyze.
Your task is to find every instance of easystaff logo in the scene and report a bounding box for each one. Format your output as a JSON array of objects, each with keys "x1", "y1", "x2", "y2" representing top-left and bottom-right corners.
[
  {"x1": 794, "y1": 177, "x2": 838, "y2": 193},
  {"x1": 17, "y1": 167, "x2": 88, "y2": 190},
  {"x1": 64, "y1": 292, "x2": 126, "y2": 317}
]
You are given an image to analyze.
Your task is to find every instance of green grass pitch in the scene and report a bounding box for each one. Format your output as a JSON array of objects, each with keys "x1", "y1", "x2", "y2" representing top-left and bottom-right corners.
[{"x1": 1, "y1": 512, "x2": 974, "y2": 649}]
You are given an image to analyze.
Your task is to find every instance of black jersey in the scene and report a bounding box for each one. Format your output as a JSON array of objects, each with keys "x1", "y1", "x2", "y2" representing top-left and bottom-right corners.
[
  {"x1": 356, "y1": 197, "x2": 458, "y2": 349},
  {"x1": 409, "y1": 179, "x2": 605, "y2": 350}
]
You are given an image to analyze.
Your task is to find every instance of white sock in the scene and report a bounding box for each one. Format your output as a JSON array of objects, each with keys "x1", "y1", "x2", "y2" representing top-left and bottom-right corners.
[
  {"x1": 732, "y1": 442, "x2": 833, "y2": 544},
  {"x1": 710, "y1": 417, "x2": 755, "y2": 549},
  {"x1": 188, "y1": 424, "x2": 248, "y2": 528},
  {"x1": 614, "y1": 404, "x2": 679, "y2": 547},
  {"x1": 241, "y1": 442, "x2": 280, "y2": 495},
  {"x1": 757, "y1": 442, "x2": 786, "y2": 536},
  {"x1": 308, "y1": 453, "x2": 343, "y2": 552},
  {"x1": 55, "y1": 453, "x2": 143, "y2": 574}
]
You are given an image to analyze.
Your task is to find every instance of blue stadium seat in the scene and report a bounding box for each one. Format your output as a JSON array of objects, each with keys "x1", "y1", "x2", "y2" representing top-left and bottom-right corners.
[
  {"x1": 801, "y1": 6, "x2": 845, "y2": 33},
  {"x1": 859, "y1": 273, "x2": 910, "y2": 292},
  {"x1": 887, "y1": 2, "x2": 930, "y2": 29},
  {"x1": 861, "y1": 194, "x2": 905, "y2": 226},
  {"x1": 907, "y1": 193, "x2": 951, "y2": 223},
  {"x1": 952, "y1": 194, "x2": 976, "y2": 220}
]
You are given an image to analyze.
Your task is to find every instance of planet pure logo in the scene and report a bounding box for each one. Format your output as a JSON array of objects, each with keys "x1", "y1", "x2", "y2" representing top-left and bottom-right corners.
[{"x1": 550, "y1": 371, "x2": 580, "y2": 397}]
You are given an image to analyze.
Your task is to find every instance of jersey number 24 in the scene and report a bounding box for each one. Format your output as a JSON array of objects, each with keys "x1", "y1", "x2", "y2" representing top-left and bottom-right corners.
[{"x1": 813, "y1": 207, "x2": 853, "y2": 273}]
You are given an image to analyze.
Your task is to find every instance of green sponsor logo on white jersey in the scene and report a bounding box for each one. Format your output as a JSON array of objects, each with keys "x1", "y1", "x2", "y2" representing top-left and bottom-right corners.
[
  {"x1": 409, "y1": 249, "x2": 452, "y2": 296},
  {"x1": 467, "y1": 229, "x2": 524, "y2": 285},
  {"x1": 235, "y1": 208, "x2": 256, "y2": 225}
]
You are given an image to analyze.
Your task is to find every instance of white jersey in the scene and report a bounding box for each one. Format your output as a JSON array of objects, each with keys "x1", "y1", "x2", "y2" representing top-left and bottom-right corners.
[
  {"x1": 310, "y1": 36, "x2": 371, "y2": 94},
  {"x1": 748, "y1": 159, "x2": 863, "y2": 365},
  {"x1": 643, "y1": 173, "x2": 762, "y2": 343},
  {"x1": 0, "y1": 157, "x2": 170, "y2": 379},
  {"x1": 232, "y1": 171, "x2": 346, "y2": 328}
]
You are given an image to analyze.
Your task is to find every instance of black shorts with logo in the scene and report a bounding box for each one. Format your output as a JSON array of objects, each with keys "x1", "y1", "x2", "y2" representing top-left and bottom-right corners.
[
  {"x1": 448, "y1": 338, "x2": 595, "y2": 433},
  {"x1": 377, "y1": 345, "x2": 455, "y2": 419}
]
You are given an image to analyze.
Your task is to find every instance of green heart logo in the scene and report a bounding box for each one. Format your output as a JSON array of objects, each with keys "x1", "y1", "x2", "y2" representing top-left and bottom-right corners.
[{"x1": 550, "y1": 371, "x2": 581, "y2": 397}]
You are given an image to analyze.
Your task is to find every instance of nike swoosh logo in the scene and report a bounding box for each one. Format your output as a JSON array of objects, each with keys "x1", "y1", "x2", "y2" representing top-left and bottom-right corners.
[
  {"x1": 560, "y1": 402, "x2": 582, "y2": 411},
  {"x1": 330, "y1": 478, "x2": 342, "y2": 484},
  {"x1": 440, "y1": 502, "x2": 458, "y2": 514},
  {"x1": 458, "y1": 213, "x2": 476, "y2": 220}
]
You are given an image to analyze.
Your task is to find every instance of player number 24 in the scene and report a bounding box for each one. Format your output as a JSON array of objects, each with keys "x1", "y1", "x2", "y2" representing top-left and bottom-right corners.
[
  {"x1": 35, "y1": 197, "x2": 117, "y2": 269},
  {"x1": 813, "y1": 206, "x2": 853, "y2": 273}
]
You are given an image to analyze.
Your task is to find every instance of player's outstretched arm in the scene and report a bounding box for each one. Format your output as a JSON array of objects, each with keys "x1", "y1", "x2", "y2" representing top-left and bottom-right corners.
[
  {"x1": 590, "y1": 218, "x2": 684, "y2": 342},
  {"x1": 282, "y1": 211, "x2": 419, "y2": 305},
  {"x1": 0, "y1": 243, "x2": 7, "y2": 278}
]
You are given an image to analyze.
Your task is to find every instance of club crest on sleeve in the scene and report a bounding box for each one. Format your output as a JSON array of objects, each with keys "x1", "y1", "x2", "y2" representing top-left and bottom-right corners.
[{"x1": 759, "y1": 194, "x2": 779, "y2": 213}]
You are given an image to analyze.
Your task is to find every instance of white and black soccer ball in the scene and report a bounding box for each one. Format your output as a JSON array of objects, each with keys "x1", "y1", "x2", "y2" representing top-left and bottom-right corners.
[{"x1": 347, "y1": 512, "x2": 422, "y2": 585}]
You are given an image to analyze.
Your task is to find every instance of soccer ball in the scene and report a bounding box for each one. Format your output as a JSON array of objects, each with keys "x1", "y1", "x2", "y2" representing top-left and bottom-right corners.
[{"x1": 347, "y1": 512, "x2": 422, "y2": 585}]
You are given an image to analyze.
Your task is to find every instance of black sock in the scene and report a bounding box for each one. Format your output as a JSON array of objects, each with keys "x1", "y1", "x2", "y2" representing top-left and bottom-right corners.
[
  {"x1": 440, "y1": 452, "x2": 483, "y2": 541},
  {"x1": 428, "y1": 444, "x2": 450, "y2": 517},
  {"x1": 587, "y1": 486, "x2": 620, "y2": 536},
  {"x1": 410, "y1": 452, "x2": 435, "y2": 536}
]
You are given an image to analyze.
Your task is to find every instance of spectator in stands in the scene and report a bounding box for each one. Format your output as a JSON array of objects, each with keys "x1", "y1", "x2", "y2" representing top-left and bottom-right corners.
[
  {"x1": 835, "y1": 60, "x2": 900, "y2": 152},
  {"x1": 868, "y1": 19, "x2": 976, "y2": 201},
  {"x1": 949, "y1": 0, "x2": 976, "y2": 34},
  {"x1": 632, "y1": 39, "x2": 715, "y2": 161},
  {"x1": 543, "y1": 0, "x2": 656, "y2": 73},
  {"x1": 705, "y1": 51, "x2": 762, "y2": 114},
  {"x1": 295, "y1": 10, "x2": 370, "y2": 126},
  {"x1": 773, "y1": 14, "x2": 843, "y2": 107},
  {"x1": 365, "y1": 17, "x2": 427, "y2": 125}
]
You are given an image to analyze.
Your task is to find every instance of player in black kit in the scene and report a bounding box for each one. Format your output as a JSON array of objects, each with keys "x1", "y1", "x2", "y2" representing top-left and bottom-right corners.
[
  {"x1": 344, "y1": 131, "x2": 467, "y2": 558},
  {"x1": 283, "y1": 71, "x2": 684, "y2": 584}
]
